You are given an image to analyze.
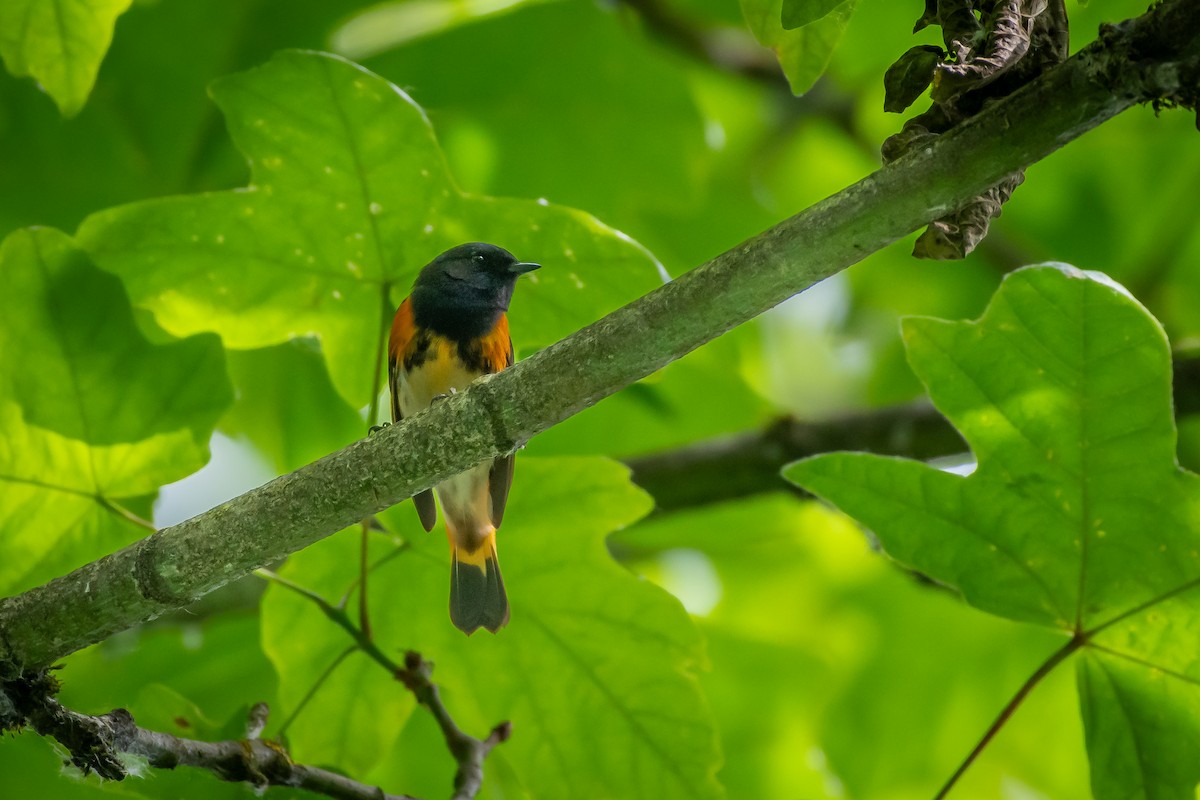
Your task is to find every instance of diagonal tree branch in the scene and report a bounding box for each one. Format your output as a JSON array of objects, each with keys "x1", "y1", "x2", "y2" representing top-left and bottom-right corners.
[{"x1": 1, "y1": 0, "x2": 1197, "y2": 672}]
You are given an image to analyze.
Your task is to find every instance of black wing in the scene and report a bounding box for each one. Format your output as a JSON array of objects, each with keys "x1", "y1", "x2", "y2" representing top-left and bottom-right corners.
[{"x1": 488, "y1": 336, "x2": 516, "y2": 527}]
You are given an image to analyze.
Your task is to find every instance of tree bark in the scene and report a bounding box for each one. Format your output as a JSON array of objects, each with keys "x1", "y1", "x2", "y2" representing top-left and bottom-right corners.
[{"x1": 2, "y1": 0, "x2": 1197, "y2": 672}]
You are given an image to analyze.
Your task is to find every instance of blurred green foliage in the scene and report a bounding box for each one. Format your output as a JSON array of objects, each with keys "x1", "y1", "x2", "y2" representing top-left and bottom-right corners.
[{"x1": 2, "y1": 0, "x2": 1198, "y2": 798}]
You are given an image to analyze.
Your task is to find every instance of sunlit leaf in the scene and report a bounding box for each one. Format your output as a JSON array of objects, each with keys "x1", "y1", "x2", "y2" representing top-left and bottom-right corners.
[
  {"x1": 77, "y1": 50, "x2": 663, "y2": 409},
  {"x1": 0, "y1": 0, "x2": 379, "y2": 239},
  {"x1": 0, "y1": 0, "x2": 133, "y2": 116},
  {"x1": 0, "y1": 227, "x2": 229, "y2": 595},
  {"x1": 741, "y1": 0, "x2": 859, "y2": 94},
  {"x1": 780, "y1": 0, "x2": 846, "y2": 29},
  {"x1": 358, "y1": 0, "x2": 709, "y2": 231},
  {"x1": 614, "y1": 495, "x2": 1091, "y2": 799},
  {"x1": 788, "y1": 264, "x2": 1200, "y2": 799},
  {"x1": 221, "y1": 340, "x2": 365, "y2": 473}
]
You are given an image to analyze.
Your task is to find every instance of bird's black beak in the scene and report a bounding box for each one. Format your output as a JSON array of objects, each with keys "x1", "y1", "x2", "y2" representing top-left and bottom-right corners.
[{"x1": 510, "y1": 262, "x2": 541, "y2": 275}]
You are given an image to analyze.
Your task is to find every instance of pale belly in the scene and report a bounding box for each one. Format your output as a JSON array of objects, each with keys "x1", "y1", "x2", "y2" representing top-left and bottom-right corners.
[{"x1": 397, "y1": 340, "x2": 493, "y2": 546}]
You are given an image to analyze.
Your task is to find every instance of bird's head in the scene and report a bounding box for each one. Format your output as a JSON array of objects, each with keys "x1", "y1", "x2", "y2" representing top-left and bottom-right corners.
[{"x1": 411, "y1": 243, "x2": 540, "y2": 339}]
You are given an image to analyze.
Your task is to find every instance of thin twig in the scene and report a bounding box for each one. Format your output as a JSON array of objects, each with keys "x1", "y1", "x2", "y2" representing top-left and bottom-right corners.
[
  {"x1": 395, "y1": 651, "x2": 512, "y2": 800},
  {"x1": 359, "y1": 282, "x2": 397, "y2": 641},
  {"x1": 619, "y1": 0, "x2": 786, "y2": 87},
  {"x1": 255, "y1": 570, "x2": 399, "y2": 671},
  {"x1": 358, "y1": 522, "x2": 373, "y2": 639}
]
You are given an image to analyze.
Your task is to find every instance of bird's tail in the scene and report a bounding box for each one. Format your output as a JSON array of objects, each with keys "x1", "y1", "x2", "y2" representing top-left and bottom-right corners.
[{"x1": 449, "y1": 529, "x2": 509, "y2": 635}]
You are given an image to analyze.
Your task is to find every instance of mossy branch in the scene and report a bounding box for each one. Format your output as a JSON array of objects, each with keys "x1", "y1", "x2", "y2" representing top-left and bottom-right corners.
[{"x1": 2, "y1": 0, "x2": 1198, "y2": 672}]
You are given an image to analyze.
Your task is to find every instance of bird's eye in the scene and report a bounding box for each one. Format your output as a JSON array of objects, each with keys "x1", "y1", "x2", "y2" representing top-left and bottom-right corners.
[{"x1": 473, "y1": 255, "x2": 485, "y2": 263}]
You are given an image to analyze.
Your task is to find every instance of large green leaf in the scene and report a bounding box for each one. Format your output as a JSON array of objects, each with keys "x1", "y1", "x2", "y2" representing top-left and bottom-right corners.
[
  {"x1": 0, "y1": 228, "x2": 230, "y2": 595},
  {"x1": 0, "y1": 0, "x2": 378, "y2": 239},
  {"x1": 77, "y1": 50, "x2": 663, "y2": 410},
  {"x1": 740, "y1": 0, "x2": 859, "y2": 94},
  {"x1": 357, "y1": 0, "x2": 708, "y2": 231},
  {"x1": 221, "y1": 340, "x2": 365, "y2": 473},
  {"x1": 780, "y1": 0, "x2": 847, "y2": 29},
  {"x1": 787, "y1": 264, "x2": 1200, "y2": 799},
  {"x1": 0, "y1": 0, "x2": 132, "y2": 116},
  {"x1": 615, "y1": 496, "x2": 1090, "y2": 800},
  {"x1": 261, "y1": 457, "x2": 722, "y2": 799}
]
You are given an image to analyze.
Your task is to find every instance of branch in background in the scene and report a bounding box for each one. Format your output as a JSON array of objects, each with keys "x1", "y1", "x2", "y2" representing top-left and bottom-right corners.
[
  {"x1": 628, "y1": 402, "x2": 962, "y2": 511},
  {"x1": 0, "y1": 643, "x2": 508, "y2": 800},
  {"x1": 628, "y1": 355, "x2": 1200, "y2": 511},
  {"x1": 618, "y1": 0, "x2": 789, "y2": 87},
  {"x1": 1, "y1": 0, "x2": 1197, "y2": 672},
  {"x1": 0, "y1": 672, "x2": 416, "y2": 800}
]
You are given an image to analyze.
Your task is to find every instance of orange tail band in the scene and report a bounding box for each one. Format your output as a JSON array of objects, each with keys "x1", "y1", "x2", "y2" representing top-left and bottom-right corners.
[{"x1": 449, "y1": 531, "x2": 509, "y2": 635}]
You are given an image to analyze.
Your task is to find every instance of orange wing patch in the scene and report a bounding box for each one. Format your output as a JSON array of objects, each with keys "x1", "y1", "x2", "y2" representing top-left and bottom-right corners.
[
  {"x1": 387, "y1": 297, "x2": 417, "y2": 425},
  {"x1": 388, "y1": 297, "x2": 417, "y2": 367},
  {"x1": 481, "y1": 314, "x2": 514, "y2": 373},
  {"x1": 387, "y1": 295, "x2": 438, "y2": 531}
]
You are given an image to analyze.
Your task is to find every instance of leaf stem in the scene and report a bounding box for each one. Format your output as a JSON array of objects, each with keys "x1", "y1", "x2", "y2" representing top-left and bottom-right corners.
[
  {"x1": 97, "y1": 496, "x2": 156, "y2": 531},
  {"x1": 932, "y1": 635, "x2": 1082, "y2": 800},
  {"x1": 357, "y1": 282, "x2": 396, "y2": 641},
  {"x1": 275, "y1": 645, "x2": 356, "y2": 738},
  {"x1": 254, "y1": 568, "x2": 401, "y2": 673},
  {"x1": 340, "y1": 540, "x2": 411, "y2": 607},
  {"x1": 366, "y1": 281, "x2": 393, "y2": 429},
  {"x1": 358, "y1": 522, "x2": 373, "y2": 640}
]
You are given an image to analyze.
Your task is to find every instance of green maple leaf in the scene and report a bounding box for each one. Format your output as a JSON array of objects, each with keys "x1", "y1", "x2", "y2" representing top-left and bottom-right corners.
[
  {"x1": 740, "y1": 0, "x2": 859, "y2": 94},
  {"x1": 0, "y1": 0, "x2": 133, "y2": 116},
  {"x1": 0, "y1": 228, "x2": 230, "y2": 595},
  {"x1": 261, "y1": 457, "x2": 722, "y2": 799},
  {"x1": 786, "y1": 264, "x2": 1200, "y2": 799},
  {"x1": 77, "y1": 50, "x2": 663, "y2": 410}
]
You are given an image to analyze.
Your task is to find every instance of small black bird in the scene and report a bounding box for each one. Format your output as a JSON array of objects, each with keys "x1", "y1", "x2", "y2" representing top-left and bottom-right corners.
[{"x1": 388, "y1": 243, "x2": 540, "y2": 634}]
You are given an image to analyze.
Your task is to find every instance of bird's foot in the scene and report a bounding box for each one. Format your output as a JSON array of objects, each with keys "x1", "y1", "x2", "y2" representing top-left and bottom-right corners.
[
  {"x1": 368, "y1": 422, "x2": 391, "y2": 435},
  {"x1": 430, "y1": 388, "x2": 458, "y2": 405}
]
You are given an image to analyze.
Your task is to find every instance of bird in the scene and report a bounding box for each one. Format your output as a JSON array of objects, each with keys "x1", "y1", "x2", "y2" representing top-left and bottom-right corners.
[{"x1": 387, "y1": 242, "x2": 540, "y2": 634}]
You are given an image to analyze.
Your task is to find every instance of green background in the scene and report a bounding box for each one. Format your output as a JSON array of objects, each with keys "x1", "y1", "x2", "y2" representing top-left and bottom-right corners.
[{"x1": 2, "y1": 0, "x2": 1198, "y2": 798}]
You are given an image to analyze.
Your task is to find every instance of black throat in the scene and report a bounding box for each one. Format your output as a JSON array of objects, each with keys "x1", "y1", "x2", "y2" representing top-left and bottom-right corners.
[{"x1": 410, "y1": 285, "x2": 508, "y2": 342}]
